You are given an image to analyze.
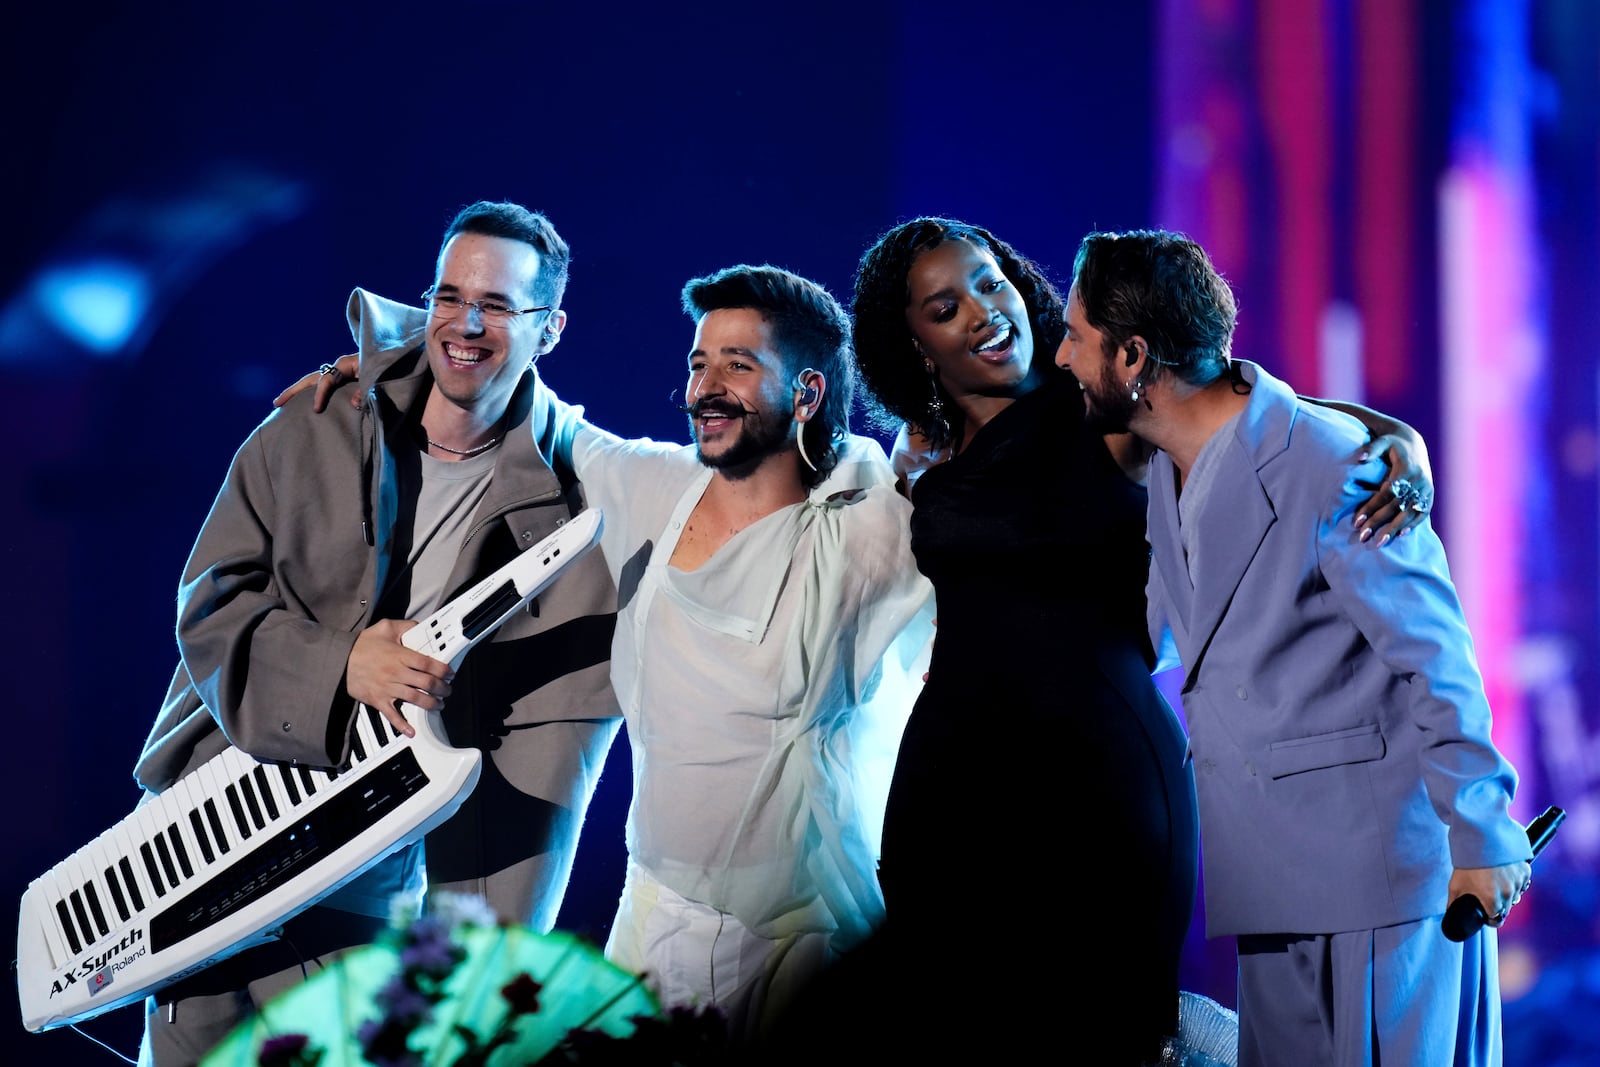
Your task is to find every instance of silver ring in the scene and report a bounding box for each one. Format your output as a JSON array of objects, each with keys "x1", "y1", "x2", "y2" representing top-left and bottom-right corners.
[
  {"x1": 319, "y1": 362, "x2": 343, "y2": 380},
  {"x1": 1391, "y1": 478, "x2": 1431, "y2": 513}
]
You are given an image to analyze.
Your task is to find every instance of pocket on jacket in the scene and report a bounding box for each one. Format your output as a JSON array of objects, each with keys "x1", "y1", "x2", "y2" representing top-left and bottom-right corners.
[{"x1": 1268, "y1": 723, "x2": 1385, "y2": 779}]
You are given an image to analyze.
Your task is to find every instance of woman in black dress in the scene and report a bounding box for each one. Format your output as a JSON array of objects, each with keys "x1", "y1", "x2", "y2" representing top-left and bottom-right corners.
[{"x1": 847, "y1": 218, "x2": 1426, "y2": 1063}]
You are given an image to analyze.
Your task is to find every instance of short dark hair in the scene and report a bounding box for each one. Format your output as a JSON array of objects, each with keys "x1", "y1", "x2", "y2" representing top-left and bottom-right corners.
[
  {"x1": 851, "y1": 217, "x2": 1065, "y2": 451},
  {"x1": 1071, "y1": 230, "x2": 1236, "y2": 388},
  {"x1": 440, "y1": 200, "x2": 572, "y2": 308},
  {"x1": 681, "y1": 265, "x2": 856, "y2": 486}
]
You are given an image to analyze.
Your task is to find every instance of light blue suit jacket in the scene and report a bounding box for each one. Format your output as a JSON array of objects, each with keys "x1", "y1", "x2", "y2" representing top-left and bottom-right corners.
[{"x1": 1146, "y1": 361, "x2": 1529, "y2": 937}]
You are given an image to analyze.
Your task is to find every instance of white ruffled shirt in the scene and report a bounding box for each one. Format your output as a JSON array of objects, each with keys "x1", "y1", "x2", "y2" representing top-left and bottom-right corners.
[{"x1": 543, "y1": 382, "x2": 933, "y2": 951}]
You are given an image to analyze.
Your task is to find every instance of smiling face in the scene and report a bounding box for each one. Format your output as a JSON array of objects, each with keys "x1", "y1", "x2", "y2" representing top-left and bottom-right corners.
[
  {"x1": 685, "y1": 307, "x2": 798, "y2": 475},
  {"x1": 1059, "y1": 282, "x2": 1138, "y2": 434},
  {"x1": 903, "y1": 238, "x2": 1037, "y2": 414},
  {"x1": 425, "y1": 232, "x2": 555, "y2": 419}
]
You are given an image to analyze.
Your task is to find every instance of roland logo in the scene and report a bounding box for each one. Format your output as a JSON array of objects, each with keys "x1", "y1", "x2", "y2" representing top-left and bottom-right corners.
[{"x1": 47, "y1": 927, "x2": 145, "y2": 998}]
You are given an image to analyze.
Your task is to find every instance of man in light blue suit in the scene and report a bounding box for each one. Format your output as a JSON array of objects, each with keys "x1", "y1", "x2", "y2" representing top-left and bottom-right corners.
[{"x1": 1056, "y1": 229, "x2": 1532, "y2": 1067}]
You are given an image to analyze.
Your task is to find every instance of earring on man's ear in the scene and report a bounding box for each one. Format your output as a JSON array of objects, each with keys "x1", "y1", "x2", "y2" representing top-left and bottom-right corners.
[
  {"x1": 797, "y1": 426, "x2": 819, "y2": 473},
  {"x1": 1130, "y1": 376, "x2": 1153, "y2": 410},
  {"x1": 792, "y1": 367, "x2": 821, "y2": 473}
]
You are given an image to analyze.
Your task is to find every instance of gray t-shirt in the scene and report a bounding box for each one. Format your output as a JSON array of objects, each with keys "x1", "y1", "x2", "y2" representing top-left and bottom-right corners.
[{"x1": 324, "y1": 444, "x2": 496, "y2": 918}]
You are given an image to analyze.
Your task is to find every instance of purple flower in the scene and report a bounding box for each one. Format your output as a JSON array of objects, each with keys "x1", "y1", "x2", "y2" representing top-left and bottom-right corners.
[
  {"x1": 260, "y1": 1033, "x2": 308, "y2": 1055},
  {"x1": 398, "y1": 917, "x2": 462, "y2": 978},
  {"x1": 374, "y1": 976, "x2": 434, "y2": 1024},
  {"x1": 257, "y1": 1032, "x2": 319, "y2": 1066}
]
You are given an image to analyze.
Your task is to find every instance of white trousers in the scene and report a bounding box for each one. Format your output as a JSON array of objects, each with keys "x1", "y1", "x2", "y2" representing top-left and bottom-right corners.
[{"x1": 604, "y1": 860, "x2": 830, "y2": 1041}]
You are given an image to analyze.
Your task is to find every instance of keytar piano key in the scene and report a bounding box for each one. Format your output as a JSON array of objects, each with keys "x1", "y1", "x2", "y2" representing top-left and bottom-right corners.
[{"x1": 17, "y1": 509, "x2": 604, "y2": 1033}]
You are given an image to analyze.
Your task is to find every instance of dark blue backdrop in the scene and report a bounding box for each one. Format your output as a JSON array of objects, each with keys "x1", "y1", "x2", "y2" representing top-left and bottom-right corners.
[
  {"x1": 6, "y1": 3, "x2": 1594, "y2": 1065},
  {"x1": 3, "y1": 4, "x2": 1156, "y2": 1061}
]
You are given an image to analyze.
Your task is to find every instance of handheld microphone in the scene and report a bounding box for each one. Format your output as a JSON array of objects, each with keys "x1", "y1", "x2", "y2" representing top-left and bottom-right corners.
[{"x1": 1441, "y1": 805, "x2": 1564, "y2": 942}]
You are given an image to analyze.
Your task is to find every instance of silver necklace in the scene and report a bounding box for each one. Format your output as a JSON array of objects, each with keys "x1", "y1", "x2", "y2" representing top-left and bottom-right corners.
[{"x1": 426, "y1": 435, "x2": 501, "y2": 458}]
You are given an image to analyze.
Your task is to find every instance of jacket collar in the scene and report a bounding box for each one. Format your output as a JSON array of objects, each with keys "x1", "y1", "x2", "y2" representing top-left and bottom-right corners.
[
  {"x1": 345, "y1": 288, "x2": 567, "y2": 559},
  {"x1": 1154, "y1": 360, "x2": 1294, "y2": 687}
]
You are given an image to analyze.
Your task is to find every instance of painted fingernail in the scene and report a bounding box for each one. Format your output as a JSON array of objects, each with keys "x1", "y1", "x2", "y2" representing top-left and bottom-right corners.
[
  {"x1": 1354, "y1": 513, "x2": 1367, "y2": 528},
  {"x1": 1379, "y1": 533, "x2": 1392, "y2": 547},
  {"x1": 1360, "y1": 527, "x2": 1373, "y2": 542}
]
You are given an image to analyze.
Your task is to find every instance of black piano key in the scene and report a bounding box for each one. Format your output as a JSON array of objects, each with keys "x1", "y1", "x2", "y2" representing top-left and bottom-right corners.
[
  {"x1": 297, "y1": 766, "x2": 317, "y2": 796},
  {"x1": 278, "y1": 764, "x2": 302, "y2": 806},
  {"x1": 204, "y1": 798, "x2": 231, "y2": 855},
  {"x1": 103, "y1": 864, "x2": 131, "y2": 923},
  {"x1": 366, "y1": 705, "x2": 393, "y2": 745},
  {"x1": 146, "y1": 745, "x2": 435, "y2": 955},
  {"x1": 189, "y1": 809, "x2": 216, "y2": 865},
  {"x1": 237, "y1": 773, "x2": 266, "y2": 830},
  {"x1": 252, "y1": 766, "x2": 281, "y2": 821},
  {"x1": 167, "y1": 825, "x2": 194, "y2": 880},
  {"x1": 118, "y1": 857, "x2": 145, "y2": 911},
  {"x1": 152, "y1": 833, "x2": 180, "y2": 889},
  {"x1": 55, "y1": 899, "x2": 82, "y2": 955},
  {"x1": 69, "y1": 890, "x2": 95, "y2": 946},
  {"x1": 140, "y1": 842, "x2": 168, "y2": 898},
  {"x1": 349, "y1": 726, "x2": 368, "y2": 763},
  {"x1": 83, "y1": 881, "x2": 111, "y2": 938},
  {"x1": 224, "y1": 784, "x2": 252, "y2": 840}
]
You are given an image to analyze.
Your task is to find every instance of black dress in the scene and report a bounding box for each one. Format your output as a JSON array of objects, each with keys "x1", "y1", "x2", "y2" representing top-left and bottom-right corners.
[{"x1": 878, "y1": 371, "x2": 1199, "y2": 1063}]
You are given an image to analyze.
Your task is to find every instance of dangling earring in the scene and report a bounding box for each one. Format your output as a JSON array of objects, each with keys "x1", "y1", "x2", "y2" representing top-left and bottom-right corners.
[
  {"x1": 797, "y1": 425, "x2": 819, "y2": 473},
  {"x1": 925, "y1": 364, "x2": 952, "y2": 443},
  {"x1": 1130, "y1": 376, "x2": 1153, "y2": 410}
]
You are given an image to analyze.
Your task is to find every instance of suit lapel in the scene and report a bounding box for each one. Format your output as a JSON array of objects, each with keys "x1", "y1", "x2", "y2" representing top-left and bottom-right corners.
[
  {"x1": 1179, "y1": 361, "x2": 1293, "y2": 684},
  {"x1": 1181, "y1": 440, "x2": 1274, "y2": 683}
]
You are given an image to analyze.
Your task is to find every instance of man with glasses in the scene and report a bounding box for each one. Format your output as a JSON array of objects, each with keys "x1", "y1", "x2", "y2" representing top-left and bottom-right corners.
[{"x1": 133, "y1": 202, "x2": 620, "y2": 1066}]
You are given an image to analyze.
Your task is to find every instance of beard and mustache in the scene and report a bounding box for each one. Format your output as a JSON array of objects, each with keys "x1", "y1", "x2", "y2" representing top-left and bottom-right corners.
[
  {"x1": 1079, "y1": 360, "x2": 1140, "y2": 436},
  {"x1": 686, "y1": 396, "x2": 796, "y2": 476}
]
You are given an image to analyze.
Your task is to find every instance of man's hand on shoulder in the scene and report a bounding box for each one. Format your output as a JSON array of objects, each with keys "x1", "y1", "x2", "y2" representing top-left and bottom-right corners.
[
  {"x1": 346, "y1": 620, "x2": 453, "y2": 738},
  {"x1": 274, "y1": 354, "x2": 362, "y2": 412}
]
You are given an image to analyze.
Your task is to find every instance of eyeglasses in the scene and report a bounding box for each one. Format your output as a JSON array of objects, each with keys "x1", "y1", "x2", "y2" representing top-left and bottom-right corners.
[{"x1": 421, "y1": 288, "x2": 552, "y2": 326}]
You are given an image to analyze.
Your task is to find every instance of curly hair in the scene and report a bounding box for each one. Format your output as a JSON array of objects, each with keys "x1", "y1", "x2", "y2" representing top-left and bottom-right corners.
[
  {"x1": 682, "y1": 264, "x2": 857, "y2": 486},
  {"x1": 851, "y1": 217, "x2": 1066, "y2": 450},
  {"x1": 1071, "y1": 230, "x2": 1236, "y2": 388}
]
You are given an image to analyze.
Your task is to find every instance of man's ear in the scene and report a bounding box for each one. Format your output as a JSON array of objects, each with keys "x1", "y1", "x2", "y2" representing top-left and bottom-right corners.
[
  {"x1": 793, "y1": 368, "x2": 825, "y2": 421},
  {"x1": 1123, "y1": 336, "x2": 1145, "y2": 368},
  {"x1": 536, "y1": 310, "x2": 568, "y2": 359}
]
